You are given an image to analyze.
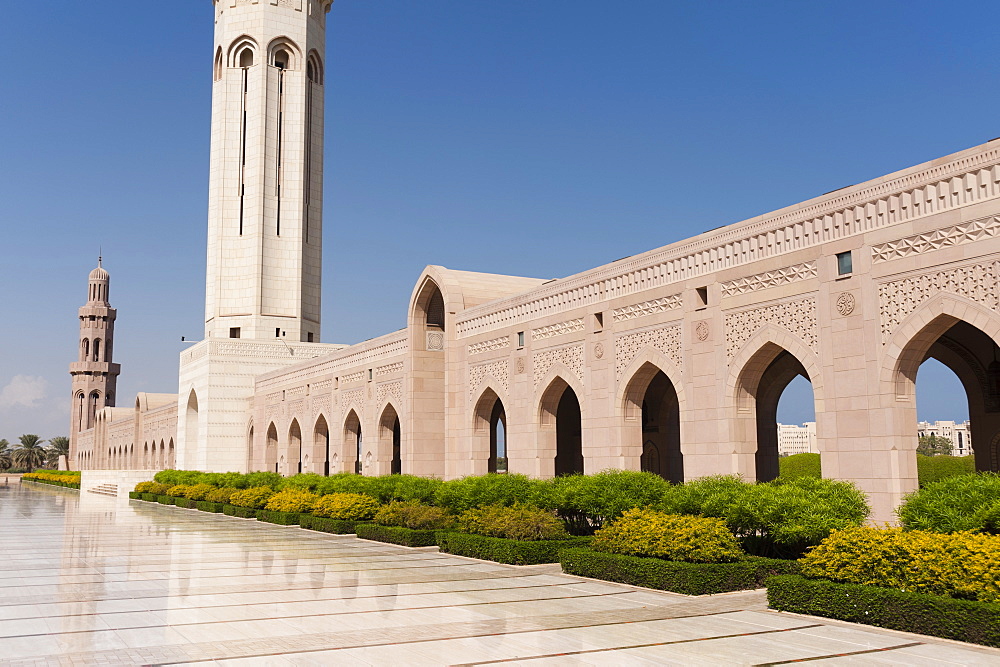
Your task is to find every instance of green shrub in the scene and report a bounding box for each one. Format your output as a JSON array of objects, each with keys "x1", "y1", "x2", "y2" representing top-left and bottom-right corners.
[
  {"x1": 897, "y1": 472, "x2": 1000, "y2": 533},
  {"x1": 166, "y1": 484, "x2": 191, "y2": 498},
  {"x1": 434, "y1": 474, "x2": 551, "y2": 514},
  {"x1": 373, "y1": 501, "x2": 453, "y2": 530},
  {"x1": 311, "y1": 492, "x2": 379, "y2": 520},
  {"x1": 156, "y1": 495, "x2": 174, "y2": 505},
  {"x1": 767, "y1": 575, "x2": 1000, "y2": 648},
  {"x1": 299, "y1": 515, "x2": 358, "y2": 534},
  {"x1": 437, "y1": 531, "x2": 589, "y2": 565},
  {"x1": 174, "y1": 498, "x2": 197, "y2": 509},
  {"x1": 154, "y1": 470, "x2": 205, "y2": 486},
  {"x1": 313, "y1": 473, "x2": 377, "y2": 497},
  {"x1": 979, "y1": 501, "x2": 1000, "y2": 535},
  {"x1": 223, "y1": 504, "x2": 258, "y2": 518},
  {"x1": 457, "y1": 504, "x2": 568, "y2": 541},
  {"x1": 141, "y1": 493, "x2": 157, "y2": 502},
  {"x1": 184, "y1": 483, "x2": 216, "y2": 501},
  {"x1": 265, "y1": 488, "x2": 318, "y2": 513},
  {"x1": 547, "y1": 470, "x2": 672, "y2": 534},
  {"x1": 277, "y1": 472, "x2": 326, "y2": 492},
  {"x1": 366, "y1": 475, "x2": 444, "y2": 504},
  {"x1": 256, "y1": 509, "x2": 302, "y2": 525},
  {"x1": 134, "y1": 481, "x2": 157, "y2": 493},
  {"x1": 917, "y1": 454, "x2": 976, "y2": 486},
  {"x1": 592, "y1": 509, "x2": 743, "y2": 563},
  {"x1": 128, "y1": 491, "x2": 142, "y2": 500},
  {"x1": 778, "y1": 453, "x2": 821, "y2": 480},
  {"x1": 228, "y1": 486, "x2": 275, "y2": 509},
  {"x1": 357, "y1": 524, "x2": 440, "y2": 547},
  {"x1": 148, "y1": 482, "x2": 171, "y2": 496},
  {"x1": 196, "y1": 501, "x2": 225, "y2": 513},
  {"x1": 204, "y1": 487, "x2": 236, "y2": 504},
  {"x1": 244, "y1": 471, "x2": 283, "y2": 489},
  {"x1": 800, "y1": 526, "x2": 1000, "y2": 603},
  {"x1": 561, "y1": 548, "x2": 798, "y2": 595}
]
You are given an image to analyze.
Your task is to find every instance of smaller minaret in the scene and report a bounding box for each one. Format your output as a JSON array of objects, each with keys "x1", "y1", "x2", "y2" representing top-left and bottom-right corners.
[{"x1": 68, "y1": 257, "x2": 121, "y2": 468}]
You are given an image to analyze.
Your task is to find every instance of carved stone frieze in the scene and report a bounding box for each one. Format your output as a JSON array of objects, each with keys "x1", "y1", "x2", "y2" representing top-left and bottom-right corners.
[
  {"x1": 341, "y1": 370, "x2": 365, "y2": 385},
  {"x1": 468, "y1": 335, "x2": 511, "y2": 355},
  {"x1": 871, "y1": 216, "x2": 1000, "y2": 263},
  {"x1": 612, "y1": 294, "x2": 682, "y2": 322},
  {"x1": 720, "y1": 262, "x2": 817, "y2": 297},
  {"x1": 531, "y1": 318, "x2": 584, "y2": 341},
  {"x1": 341, "y1": 388, "x2": 365, "y2": 416},
  {"x1": 724, "y1": 297, "x2": 818, "y2": 359},
  {"x1": 615, "y1": 324, "x2": 682, "y2": 380},
  {"x1": 878, "y1": 261, "x2": 1000, "y2": 342},
  {"x1": 376, "y1": 381, "x2": 402, "y2": 407},
  {"x1": 470, "y1": 359, "x2": 510, "y2": 395},
  {"x1": 311, "y1": 379, "x2": 333, "y2": 393},
  {"x1": 533, "y1": 345, "x2": 584, "y2": 387},
  {"x1": 376, "y1": 362, "x2": 403, "y2": 377}
]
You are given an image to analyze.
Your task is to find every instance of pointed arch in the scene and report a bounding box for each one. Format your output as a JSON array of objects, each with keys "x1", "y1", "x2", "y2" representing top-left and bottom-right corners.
[
  {"x1": 473, "y1": 386, "x2": 507, "y2": 474},
  {"x1": 227, "y1": 36, "x2": 258, "y2": 68},
  {"x1": 537, "y1": 372, "x2": 584, "y2": 476},
  {"x1": 213, "y1": 45, "x2": 223, "y2": 81},
  {"x1": 619, "y1": 356, "x2": 683, "y2": 483},
  {"x1": 80, "y1": 338, "x2": 89, "y2": 362},
  {"x1": 344, "y1": 409, "x2": 362, "y2": 475},
  {"x1": 379, "y1": 403, "x2": 402, "y2": 475},
  {"x1": 265, "y1": 423, "x2": 278, "y2": 473},
  {"x1": 306, "y1": 49, "x2": 324, "y2": 84},
  {"x1": 184, "y1": 389, "x2": 199, "y2": 459},
  {"x1": 167, "y1": 439, "x2": 174, "y2": 469},
  {"x1": 266, "y1": 37, "x2": 300, "y2": 70},
  {"x1": 313, "y1": 414, "x2": 330, "y2": 476},
  {"x1": 288, "y1": 418, "x2": 303, "y2": 475}
]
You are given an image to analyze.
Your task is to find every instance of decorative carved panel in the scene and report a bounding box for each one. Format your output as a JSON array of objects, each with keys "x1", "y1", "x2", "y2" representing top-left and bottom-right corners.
[
  {"x1": 531, "y1": 318, "x2": 584, "y2": 341},
  {"x1": 468, "y1": 336, "x2": 510, "y2": 355},
  {"x1": 376, "y1": 381, "x2": 402, "y2": 407},
  {"x1": 872, "y1": 216, "x2": 1000, "y2": 263},
  {"x1": 341, "y1": 388, "x2": 365, "y2": 417},
  {"x1": 533, "y1": 345, "x2": 584, "y2": 387},
  {"x1": 612, "y1": 294, "x2": 682, "y2": 322},
  {"x1": 376, "y1": 362, "x2": 403, "y2": 377},
  {"x1": 615, "y1": 324, "x2": 682, "y2": 380},
  {"x1": 469, "y1": 359, "x2": 510, "y2": 395},
  {"x1": 426, "y1": 331, "x2": 444, "y2": 351},
  {"x1": 341, "y1": 370, "x2": 365, "y2": 385},
  {"x1": 720, "y1": 262, "x2": 817, "y2": 297},
  {"x1": 724, "y1": 297, "x2": 818, "y2": 359}
]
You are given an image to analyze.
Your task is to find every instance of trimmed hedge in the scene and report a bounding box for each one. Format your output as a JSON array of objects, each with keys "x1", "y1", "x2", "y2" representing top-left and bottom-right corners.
[
  {"x1": 299, "y1": 514, "x2": 357, "y2": 534},
  {"x1": 223, "y1": 504, "x2": 258, "y2": 519},
  {"x1": 356, "y1": 523, "x2": 439, "y2": 547},
  {"x1": 173, "y1": 498, "x2": 196, "y2": 509},
  {"x1": 767, "y1": 574, "x2": 1000, "y2": 648},
  {"x1": 196, "y1": 501, "x2": 225, "y2": 513},
  {"x1": 256, "y1": 510, "x2": 301, "y2": 525},
  {"x1": 128, "y1": 491, "x2": 142, "y2": 500},
  {"x1": 156, "y1": 495, "x2": 175, "y2": 505},
  {"x1": 561, "y1": 548, "x2": 799, "y2": 595},
  {"x1": 437, "y1": 531, "x2": 590, "y2": 565},
  {"x1": 141, "y1": 493, "x2": 158, "y2": 502}
]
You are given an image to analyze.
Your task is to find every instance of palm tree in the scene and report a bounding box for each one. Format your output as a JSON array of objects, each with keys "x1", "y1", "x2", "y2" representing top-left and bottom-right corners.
[
  {"x1": 13, "y1": 435, "x2": 47, "y2": 473},
  {"x1": 47, "y1": 437, "x2": 70, "y2": 469},
  {"x1": 0, "y1": 439, "x2": 11, "y2": 471}
]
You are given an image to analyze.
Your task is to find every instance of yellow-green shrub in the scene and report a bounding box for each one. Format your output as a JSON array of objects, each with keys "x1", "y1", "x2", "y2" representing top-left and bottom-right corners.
[
  {"x1": 148, "y1": 482, "x2": 171, "y2": 495},
  {"x1": 23, "y1": 472, "x2": 82, "y2": 485},
  {"x1": 592, "y1": 508, "x2": 744, "y2": 563},
  {"x1": 265, "y1": 489, "x2": 318, "y2": 513},
  {"x1": 166, "y1": 485, "x2": 191, "y2": 498},
  {"x1": 311, "y1": 493, "x2": 379, "y2": 520},
  {"x1": 229, "y1": 486, "x2": 275, "y2": 509},
  {"x1": 134, "y1": 481, "x2": 156, "y2": 493},
  {"x1": 204, "y1": 487, "x2": 236, "y2": 504},
  {"x1": 184, "y1": 483, "x2": 216, "y2": 501},
  {"x1": 457, "y1": 504, "x2": 568, "y2": 541},
  {"x1": 801, "y1": 526, "x2": 1000, "y2": 603},
  {"x1": 374, "y1": 501, "x2": 453, "y2": 530}
]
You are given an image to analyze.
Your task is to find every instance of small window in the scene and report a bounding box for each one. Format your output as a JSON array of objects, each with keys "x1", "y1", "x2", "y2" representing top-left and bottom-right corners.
[
  {"x1": 837, "y1": 251, "x2": 853, "y2": 275},
  {"x1": 229, "y1": 327, "x2": 241, "y2": 339},
  {"x1": 239, "y1": 48, "x2": 254, "y2": 68},
  {"x1": 307, "y1": 332, "x2": 314, "y2": 342},
  {"x1": 517, "y1": 331, "x2": 525, "y2": 348},
  {"x1": 368, "y1": 369, "x2": 373, "y2": 381},
  {"x1": 696, "y1": 287, "x2": 709, "y2": 309},
  {"x1": 594, "y1": 312, "x2": 604, "y2": 332},
  {"x1": 276, "y1": 328, "x2": 281, "y2": 337},
  {"x1": 273, "y1": 49, "x2": 289, "y2": 70}
]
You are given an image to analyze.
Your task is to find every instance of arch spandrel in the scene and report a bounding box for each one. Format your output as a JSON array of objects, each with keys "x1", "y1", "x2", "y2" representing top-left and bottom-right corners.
[
  {"x1": 616, "y1": 347, "x2": 685, "y2": 420},
  {"x1": 534, "y1": 363, "x2": 586, "y2": 425}
]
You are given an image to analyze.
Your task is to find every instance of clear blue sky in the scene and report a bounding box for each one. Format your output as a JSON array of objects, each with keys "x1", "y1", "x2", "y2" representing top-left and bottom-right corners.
[{"x1": 2, "y1": 0, "x2": 993, "y2": 442}]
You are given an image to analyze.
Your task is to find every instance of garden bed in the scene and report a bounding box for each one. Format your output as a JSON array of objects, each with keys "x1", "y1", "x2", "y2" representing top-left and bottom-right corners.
[
  {"x1": 299, "y1": 515, "x2": 357, "y2": 534},
  {"x1": 140, "y1": 493, "x2": 157, "y2": 502},
  {"x1": 223, "y1": 504, "x2": 259, "y2": 519},
  {"x1": 156, "y1": 495, "x2": 175, "y2": 505},
  {"x1": 561, "y1": 548, "x2": 799, "y2": 595},
  {"x1": 256, "y1": 510, "x2": 301, "y2": 525},
  {"x1": 196, "y1": 501, "x2": 225, "y2": 513},
  {"x1": 173, "y1": 498, "x2": 197, "y2": 509},
  {"x1": 437, "y1": 532, "x2": 590, "y2": 565},
  {"x1": 767, "y1": 574, "x2": 1000, "y2": 648},
  {"x1": 356, "y1": 524, "x2": 439, "y2": 547}
]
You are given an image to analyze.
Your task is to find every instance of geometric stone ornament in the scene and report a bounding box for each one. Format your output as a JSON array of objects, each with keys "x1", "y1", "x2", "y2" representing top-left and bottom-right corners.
[
  {"x1": 724, "y1": 296, "x2": 818, "y2": 359},
  {"x1": 871, "y1": 216, "x2": 1000, "y2": 264}
]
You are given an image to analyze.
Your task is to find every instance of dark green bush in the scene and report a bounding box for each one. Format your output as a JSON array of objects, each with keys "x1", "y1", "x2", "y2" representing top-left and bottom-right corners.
[
  {"x1": 562, "y1": 548, "x2": 798, "y2": 595},
  {"x1": 153, "y1": 470, "x2": 204, "y2": 486},
  {"x1": 244, "y1": 471, "x2": 283, "y2": 489},
  {"x1": 356, "y1": 523, "x2": 439, "y2": 547},
  {"x1": 223, "y1": 504, "x2": 258, "y2": 519},
  {"x1": 367, "y1": 475, "x2": 444, "y2": 504},
  {"x1": 434, "y1": 474, "x2": 551, "y2": 514},
  {"x1": 277, "y1": 472, "x2": 326, "y2": 492},
  {"x1": 128, "y1": 491, "x2": 142, "y2": 500},
  {"x1": 457, "y1": 504, "x2": 568, "y2": 540},
  {"x1": 766, "y1": 575, "x2": 1000, "y2": 648},
  {"x1": 437, "y1": 531, "x2": 589, "y2": 565},
  {"x1": 173, "y1": 498, "x2": 197, "y2": 509},
  {"x1": 299, "y1": 515, "x2": 357, "y2": 534},
  {"x1": 256, "y1": 509, "x2": 301, "y2": 525},
  {"x1": 196, "y1": 501, "x2": 225, "y2": 513},
  {"x1": 547, "y1": 470, "x2": 672, "y2": 534},
  {"x1": 373, "y1": 501, "x2": 453, "y2": 530},
  {"x1": 141, "y1": 492, "x2": 157, "y2": 502},
  {"x1": 156, "y1": 495, "x2": 174, "y2": 505},
  {"x1": 897, "y1": 472, "x2": 1000, "y2": 533},
  {"x1": 917, "y1": 454, "x2": 976, "y2": 486},
  {"x1": 777, "y1": 453, "x2": 821, "y2": 480},
  {"x1": 313, "y1": 473, "x2": 377, "y2": 497}
]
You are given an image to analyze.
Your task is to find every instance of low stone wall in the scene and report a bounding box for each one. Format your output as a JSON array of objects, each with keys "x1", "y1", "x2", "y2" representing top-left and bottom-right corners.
[{"x1": 81, "y1": 470, "x2": 159, "y2": 498}]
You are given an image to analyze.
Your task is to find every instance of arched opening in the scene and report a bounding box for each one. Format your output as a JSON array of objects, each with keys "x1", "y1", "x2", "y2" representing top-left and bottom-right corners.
[
  {"x1": 89, "y1": 392, "x2": 100, "y2": 430},
  {"x1": 413, "y1": 279, "x2": 446, "y2": 351},
  {"x1": 490, "y1": 400, "x2": 507, "y2": 473},
  {"x1": 76, "y1": 392, "x2": 85, "y2": 432},
  {"x1": 239, "y1": 47, "x2": 254, "y2": 68},
  {"x1": 273, "y1": 48, "x2": 290, "y2": 70},
  {"x1": 167, "y1": 439, "x2": 174, "y2": 468},
  {"x1": 344, "y1": 410, "x2": 362, "y2": 474},
  {"x1": 735, "y1": 344, "x2": 815, "y2": 482},
  {"x1": 623, "y1": 363, "x2": 683, "y2": 483},
  {"x1": 289, "y1": 419, "x2": 302, "y2": 474},
  {"x1": 896, "y1": 318, "x2": 1000, "y2": 472},
  {"x1": 185, "y1": 390, "x2": 199, "y2": 458},
  {"x1": 81, "y1": 339, "x2": 89, "y2": 362},
  {"x1": 473, "y1": 388, "x2": 507, "y2": 473},
  {"x1": 313, "y1": 415, "x2": 330, "y2": 476},
  {"x1": 246, "y1": 424, "x2": 255, "y2": 471},
  {"x1": 143, "y1": 443, "x2": 149, "y2": 469},
  {"x1": 555, "y1": 387, "x2": 583, "y2": 475},
  {"x1": 93, "y1": 339, "x2": 101, "y2": 362},
  {"x1": 213, "y1": 46, "x2": 223, "y2": 81},
  {"x1": 266, "y1": 423, "x2": 278, "y2": 472},
  {"x1": 306, "y1": 51, "x2": 323, "y2": 84},
  {"x1": 380, "y1": 405, "x2": 401, "y2": 475}
]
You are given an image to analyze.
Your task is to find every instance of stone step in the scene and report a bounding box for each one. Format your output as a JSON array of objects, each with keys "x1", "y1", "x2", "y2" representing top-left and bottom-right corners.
[{"x1": 87, "y1": 484, "x2": 118, "y2": 497}]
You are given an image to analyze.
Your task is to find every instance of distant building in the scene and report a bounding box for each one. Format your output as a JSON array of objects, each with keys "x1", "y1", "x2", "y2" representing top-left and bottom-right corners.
[
  {"x1": 777, "y1": 422, "x2": 817, "y2": 456},
  {"x1": 917, "y1": 421, "x2": 973, "y2": 456}
]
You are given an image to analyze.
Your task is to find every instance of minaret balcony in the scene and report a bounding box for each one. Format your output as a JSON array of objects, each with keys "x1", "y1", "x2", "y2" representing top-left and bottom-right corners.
[{"x1": 69, "y1": 362, "x2": 121, "y2": 375}]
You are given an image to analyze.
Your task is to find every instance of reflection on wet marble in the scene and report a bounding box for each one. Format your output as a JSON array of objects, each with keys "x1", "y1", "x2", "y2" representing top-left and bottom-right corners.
[{"x1": 2, "y1": 481, "x2": 999, "y2": 666}]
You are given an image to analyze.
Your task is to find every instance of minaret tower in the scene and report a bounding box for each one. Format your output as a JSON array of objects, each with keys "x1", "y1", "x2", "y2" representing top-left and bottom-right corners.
[
  {"x1": 205, "y1": 0, "x2": 333, "y2": 343},
  {"x1": 68, "y1": 257, "x2": 121, "y2": 465}
]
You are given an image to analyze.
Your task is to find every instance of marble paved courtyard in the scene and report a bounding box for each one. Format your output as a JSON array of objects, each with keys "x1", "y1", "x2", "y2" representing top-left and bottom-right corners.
[{"x1": 2, "y1": 483, "x2": 999, "y2": 666}]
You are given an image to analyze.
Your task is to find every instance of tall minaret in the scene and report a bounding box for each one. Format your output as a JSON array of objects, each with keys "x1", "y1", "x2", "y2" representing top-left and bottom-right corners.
[
  {"x1": 68, "y1": 257, "x2": 121, "y2": 466},
  {"x1": 205, "y1": 0, "x2": 332, "y2": 343}
]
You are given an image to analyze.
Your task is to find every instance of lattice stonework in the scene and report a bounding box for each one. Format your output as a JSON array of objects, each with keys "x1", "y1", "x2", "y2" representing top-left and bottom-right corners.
[
  {"x1": 469, "y1": 359, "x2": 510, "y2": 395},
  {"x1": 877, "y1": 261, "x2": 1000, "y2": 342},
  {"x1": 871, "y1": 216, "x2": 1000, "y2": 263},
  {"x1": 614, "y1": 325, "x2": 683, "y2": 380},
  {"x1": 468, "y1": 336, "x2": 511, "y2": 355},
  {"x1": 341, "y1": 370, "x2": 365, "y2": 385},
  {"x1": 341, "y1": 388, "x2": 365, "y2": 416},
  {"x1": 720, "y1": 262, "x2": 817, "y2": 297},
  {"x1": 376, "y1": 362, "x2": 403, "y2": 377},
  {"x1": 612, "y1": 294, "x2": 682, "y2": 322},
  {"x1": 376, "y1": 381, "x2": 402, "y2": 407},
  {"x1": 532, "y1": 345, "x2": 584, "y2": 387},
  {"x1": 724, "y1": 297, "x2": 818, "y2": 359},
  {"x1": 531, "y1": 318, "x2": 585, "y2": 341}
]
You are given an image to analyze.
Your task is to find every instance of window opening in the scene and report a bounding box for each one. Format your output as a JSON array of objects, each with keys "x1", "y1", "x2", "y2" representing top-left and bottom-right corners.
[{"x1": 837, "y1": 251, "x2": 853, "y2": 275}]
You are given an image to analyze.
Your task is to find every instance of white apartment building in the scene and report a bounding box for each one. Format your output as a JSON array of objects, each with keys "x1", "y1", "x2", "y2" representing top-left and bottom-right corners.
[
  {"x1": 917, "y1": 421, "x2": 973, "y2": 457},
  {"x1": 777, "y1": 422, "x2": 817, "y2": 456}
]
